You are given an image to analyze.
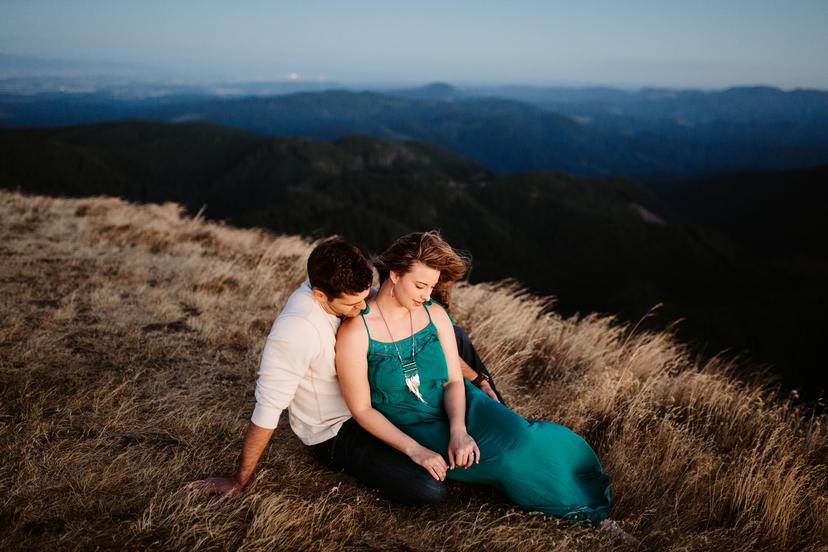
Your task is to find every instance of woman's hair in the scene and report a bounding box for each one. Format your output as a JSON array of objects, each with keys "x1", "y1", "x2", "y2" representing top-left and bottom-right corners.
[{"x1": 375, "y1": 230, "x2": 471, "y2": 311}]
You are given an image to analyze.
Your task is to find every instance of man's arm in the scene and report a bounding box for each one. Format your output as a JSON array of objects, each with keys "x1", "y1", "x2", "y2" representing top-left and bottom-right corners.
[
  {"x1": 189, "y1": 422, "x2": 274, "y2": 496},
  {"x1": 431, "y1": 300, "x2": 499, "y2": 403},
  {"x1": 458, "y1": 356, "x2": 499, "y2": 402},
  {"x1": 235, "y1": 423, "x2": 274, "y2": 487},
  {"x1": 190, "y1": 316, "x2": 318, "y2": 497}
]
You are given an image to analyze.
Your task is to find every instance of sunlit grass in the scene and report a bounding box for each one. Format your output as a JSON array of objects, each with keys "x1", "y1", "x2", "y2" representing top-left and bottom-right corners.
[{"x1": 1, "y1": 190, "x2": 825, "y2": 551}]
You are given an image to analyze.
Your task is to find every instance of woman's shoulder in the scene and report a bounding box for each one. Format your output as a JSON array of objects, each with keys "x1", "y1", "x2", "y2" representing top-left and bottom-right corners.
[
  {"x1": 337, "y1": 311, "x2": 370, "y2": 348},
  {"x1": 339, "y1": 312, "x2": 366, "y2": 332},
  {"x1": 426, "y1": 299, "x2": 456, "y2": 325},
  {"x1": 426, "y1": 300, "x2": 452, "y2": 325}
]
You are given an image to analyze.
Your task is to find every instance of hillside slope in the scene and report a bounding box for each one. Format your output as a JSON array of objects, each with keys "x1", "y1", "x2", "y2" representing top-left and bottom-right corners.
[{"x1": 1, "y1": 190, "x2": 826, "y2": 551}]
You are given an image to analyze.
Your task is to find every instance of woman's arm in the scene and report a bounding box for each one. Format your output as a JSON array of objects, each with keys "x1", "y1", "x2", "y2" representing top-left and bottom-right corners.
[
  {"x1": 431, "y1": 306, "x2": 481, "y2": 469},
  {"x1": 335, "y1": 318, "x2": 448, "y2": 481}
]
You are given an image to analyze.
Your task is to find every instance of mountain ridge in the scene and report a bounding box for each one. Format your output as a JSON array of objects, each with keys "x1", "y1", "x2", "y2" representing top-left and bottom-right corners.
[{"x1": 3, "y1": 85, "x2": 827, "y2": 179}]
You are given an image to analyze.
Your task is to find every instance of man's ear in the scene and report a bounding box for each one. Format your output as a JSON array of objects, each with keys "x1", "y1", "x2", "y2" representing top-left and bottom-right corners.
[{"x1": 311, "y1": 288, "x2": 329, "y2": 303}]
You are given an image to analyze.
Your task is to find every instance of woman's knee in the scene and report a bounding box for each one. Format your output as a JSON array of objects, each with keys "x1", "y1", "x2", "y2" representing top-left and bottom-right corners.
[
  {"x1": 384, "y1": 468, "x2": 447, "y2": 505},
  {"x1": 404, "y1": 475, "x2": 448, "y2": 505}
]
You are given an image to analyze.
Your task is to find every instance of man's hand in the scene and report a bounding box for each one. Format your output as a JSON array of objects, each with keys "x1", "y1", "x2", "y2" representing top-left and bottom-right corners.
[
  {"x1": 188, "y1": 477, "x2": 243, "y2": 498},
  {"x1": 478, "y1": 379, "x2": 500, "y2": 403},
  {"x1": 189, "y1": 422, "x2": 274, "y2": 500}
]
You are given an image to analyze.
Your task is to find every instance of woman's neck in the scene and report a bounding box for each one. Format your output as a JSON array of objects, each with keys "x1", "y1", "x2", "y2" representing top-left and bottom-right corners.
[{"x1": 375, "y1": 279, "x2": 409, "y2": 319}]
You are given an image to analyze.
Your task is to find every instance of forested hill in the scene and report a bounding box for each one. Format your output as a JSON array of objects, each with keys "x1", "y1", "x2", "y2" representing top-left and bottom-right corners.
[
  {"x1": 2, "y1": 120, "x2": 826, "y2": 396},
  {"x1": 644, "y1": 165, "x2": 828, "y2": 261}
]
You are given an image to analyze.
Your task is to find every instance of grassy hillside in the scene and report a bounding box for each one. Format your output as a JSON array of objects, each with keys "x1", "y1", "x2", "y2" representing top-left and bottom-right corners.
[{"x1": 1, "y1": 190, "x2": 826, "y2": 551}]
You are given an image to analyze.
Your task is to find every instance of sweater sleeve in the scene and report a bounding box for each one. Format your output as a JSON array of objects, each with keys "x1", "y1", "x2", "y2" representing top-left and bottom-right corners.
[{"x1": 251, "y1": 316, "x2": 321, "y2": 429}]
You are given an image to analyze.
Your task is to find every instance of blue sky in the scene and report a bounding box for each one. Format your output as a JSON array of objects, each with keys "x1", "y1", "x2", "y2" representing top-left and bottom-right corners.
[{"x1": 1, "y1": 0, "x2": 827, "y2": 89}]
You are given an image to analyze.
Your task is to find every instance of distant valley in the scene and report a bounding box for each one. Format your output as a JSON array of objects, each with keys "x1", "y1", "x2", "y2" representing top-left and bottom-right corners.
[{"x1": 2, "y1": 83, "x2": 827, "y2": 180}]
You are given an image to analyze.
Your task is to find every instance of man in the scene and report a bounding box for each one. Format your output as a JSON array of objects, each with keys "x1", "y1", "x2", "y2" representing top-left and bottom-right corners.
[{"x1": 192, "y1": 237, "x2": 501, "y2": 503}]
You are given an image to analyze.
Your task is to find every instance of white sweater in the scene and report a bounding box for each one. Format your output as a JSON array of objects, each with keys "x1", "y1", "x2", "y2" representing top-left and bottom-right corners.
[{"x1": 251, "y1": 280, "x2": 351, "y2": 445}]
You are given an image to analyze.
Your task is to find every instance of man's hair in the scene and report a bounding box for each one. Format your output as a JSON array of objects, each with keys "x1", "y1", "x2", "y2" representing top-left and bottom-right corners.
[{"x1": 307, "y1": 238, "x2": 374, "y2": 300}]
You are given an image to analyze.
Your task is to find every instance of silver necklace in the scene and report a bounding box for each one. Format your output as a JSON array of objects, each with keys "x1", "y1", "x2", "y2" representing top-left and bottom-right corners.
[{"x1": 375, "y1": 299, "x2": 426, "y2": 403}]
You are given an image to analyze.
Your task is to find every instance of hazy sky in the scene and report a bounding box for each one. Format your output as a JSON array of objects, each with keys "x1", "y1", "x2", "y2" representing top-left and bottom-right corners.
[{"x1": 2, "y1": 0, "x2": 827, "y2": 89}]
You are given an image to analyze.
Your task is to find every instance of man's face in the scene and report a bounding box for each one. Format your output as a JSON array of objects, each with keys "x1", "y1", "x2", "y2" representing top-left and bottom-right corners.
[{"x1": 314, "y1": 288, "x2": 371, "y2": 318}]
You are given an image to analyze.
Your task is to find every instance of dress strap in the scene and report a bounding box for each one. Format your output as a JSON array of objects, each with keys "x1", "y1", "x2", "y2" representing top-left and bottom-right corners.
[
  {"x1": 359, "y1": 310, "x2": 372, "y2": 340},
  {"x1": 426, "y1": 298, "x2": 455, "y2": 325},
  {"x1": 423, "y1": 301, "x2": 433, "y2": 324}
]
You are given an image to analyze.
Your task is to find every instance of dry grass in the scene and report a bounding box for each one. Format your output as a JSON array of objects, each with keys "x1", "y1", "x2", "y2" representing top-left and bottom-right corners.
[{"x1": 1, "y1": 189, "x2": 826, "y2": 551}]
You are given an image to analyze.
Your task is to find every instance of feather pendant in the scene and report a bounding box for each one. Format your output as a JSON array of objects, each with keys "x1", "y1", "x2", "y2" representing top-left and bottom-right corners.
[{"x1": 405, "y1": 372, "x2": 427, "y2": 403}]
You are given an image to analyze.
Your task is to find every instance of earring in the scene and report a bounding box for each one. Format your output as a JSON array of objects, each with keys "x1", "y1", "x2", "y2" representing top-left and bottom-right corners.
[{"x1": 391, "y1": 283, "x2": 395, "y2": 297}]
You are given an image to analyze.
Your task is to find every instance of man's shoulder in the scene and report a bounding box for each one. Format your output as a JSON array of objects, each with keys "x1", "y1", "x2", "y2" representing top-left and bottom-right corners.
[
  {"x1": 281, "y1": 282, "x2": 317, "y2": 316},
  {"x1": 270, "y1": 282, "x2": 336, "y2": 338}
]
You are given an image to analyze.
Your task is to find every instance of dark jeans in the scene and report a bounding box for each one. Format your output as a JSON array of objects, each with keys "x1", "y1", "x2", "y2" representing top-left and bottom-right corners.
[
  {"x1": 310, "y1": 418, "x2": 447, "y2": 504},
  {"x1": 308, "y1": 324, "x2": 502, "y2": 505}
]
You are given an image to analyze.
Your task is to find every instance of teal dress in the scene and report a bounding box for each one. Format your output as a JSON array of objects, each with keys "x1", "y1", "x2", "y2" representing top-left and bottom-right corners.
[{"x1": 361, "y1": 304, "x2": 611, "y2": 526}]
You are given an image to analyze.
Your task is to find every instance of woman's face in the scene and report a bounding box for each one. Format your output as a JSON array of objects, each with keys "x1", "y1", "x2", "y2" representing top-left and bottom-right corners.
[{"x1": 390, "y1": 261, "x2": 441, "y2": 310}]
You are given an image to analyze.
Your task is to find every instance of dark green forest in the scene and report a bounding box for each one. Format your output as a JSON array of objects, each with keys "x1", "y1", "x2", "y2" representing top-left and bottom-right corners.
[{"x1": 2, "y1": 120, "x2": 826, "y2": 398}]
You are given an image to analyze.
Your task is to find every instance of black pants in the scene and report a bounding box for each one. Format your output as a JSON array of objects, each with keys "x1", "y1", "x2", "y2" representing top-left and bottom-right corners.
[
  {"x1": 310, "y1": 418, "x2": 447, "y2": 504},
  {"x1": 309, "y1": 326, "x2": 502, "y2": 505}
]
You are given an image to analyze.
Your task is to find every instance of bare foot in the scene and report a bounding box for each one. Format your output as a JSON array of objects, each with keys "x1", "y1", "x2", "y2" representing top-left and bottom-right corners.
[{"x1": 600, "y1": 519, "x2": 640, "y2": 547}]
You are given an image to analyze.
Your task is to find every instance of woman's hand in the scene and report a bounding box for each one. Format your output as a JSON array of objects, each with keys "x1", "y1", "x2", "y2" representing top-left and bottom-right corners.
[
  {"x1": 448, "y1": 431, "x2": 481, "y2": 469},
  {"x1": 409, "y1": 446, "x2": 448, "y2": 481}
]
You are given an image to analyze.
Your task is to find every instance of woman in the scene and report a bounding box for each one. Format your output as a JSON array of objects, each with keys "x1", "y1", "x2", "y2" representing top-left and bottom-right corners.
[{"x1": 335, "y1": 231, "x2": 632, "y2": 540}]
